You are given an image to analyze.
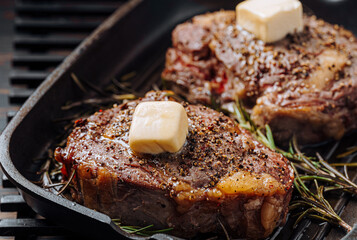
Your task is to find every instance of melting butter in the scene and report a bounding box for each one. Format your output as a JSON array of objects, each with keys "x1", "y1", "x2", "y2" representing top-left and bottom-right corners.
[
  {"x1": 236, "y1": 0, "x2": 303, "y2": 43},
  {"x1": 129, "y1": 101, "x2": 188, "y2": 154}
]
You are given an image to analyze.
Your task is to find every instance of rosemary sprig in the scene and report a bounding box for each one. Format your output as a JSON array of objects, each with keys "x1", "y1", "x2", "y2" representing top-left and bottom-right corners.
[
  {"x1": 233, "y1": 100, "x2": 357, "y2": 194},
  {"x1": 70, "y1": 73, "x2": 138, "y2": 107},
  {"x1": 290, "y1": 164, "x2": 351, "y2": 232},
  {"x1": 112, "y1": 219, "x2": 173, "y2": 236},
  {"x1": 231, "y1": 100, "x2": 354, "y2": 232}
]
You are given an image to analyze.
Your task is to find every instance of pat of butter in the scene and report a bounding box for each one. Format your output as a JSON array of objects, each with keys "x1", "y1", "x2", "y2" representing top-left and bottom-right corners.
[
  {"x1": 129, "y1": 101, "x2": 188, "y2": 154},
  {"x1": 236, "y1": 0, "x2": 303, "y2": 43}
]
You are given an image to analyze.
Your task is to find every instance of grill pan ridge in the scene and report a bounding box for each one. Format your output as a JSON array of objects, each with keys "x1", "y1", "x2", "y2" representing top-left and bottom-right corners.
[{"x1": 1, "y1": 0, "x2": 357, "y2": 239}]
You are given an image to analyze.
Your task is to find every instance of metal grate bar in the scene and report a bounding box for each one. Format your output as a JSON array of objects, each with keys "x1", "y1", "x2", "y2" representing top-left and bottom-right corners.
[
  {"x1": 10, "y1": 70, "x2": 48, "y2": 85},
  {"x1": 6, "y1": 111, "x2": 18, "y2": 123},
  {"x1": 13, "y1": 55, "x2": 65, "y2": 68},
  {"x1": 0, "y1": 219, "x2": 71, "y2": 236},
  {"x1": 8, "y1": 88, "x2": 34, "y2": 104},
  {"x1": 15, "y1": 18, "x2": 100, "y2": 33},
  {"x1": 16, "y1": 3, "x2": 117, "y2": 17},
  {"x1": 1, "y1": 195, "x2": 28, "y2": 212},
  {"x1": 18, "y1": 0, "x2": 122, "y2": 3},
  {"x1": 2, "y1": 175, "x2": 15, "y2": 188},
  {"x1": 14, "y1": 36, "x2": 82, "y2": 50}
]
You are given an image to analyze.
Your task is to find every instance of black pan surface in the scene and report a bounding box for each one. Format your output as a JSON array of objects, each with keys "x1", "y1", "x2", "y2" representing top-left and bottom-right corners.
[{"x1": 0, "y1": 0, "x2": 356, "y2": 239}]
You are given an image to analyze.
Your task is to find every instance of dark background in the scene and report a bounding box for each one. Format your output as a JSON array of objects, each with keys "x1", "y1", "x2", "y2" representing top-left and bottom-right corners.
[{"x1": 0, "y1": 0, "x2": 14, "y2": 133}]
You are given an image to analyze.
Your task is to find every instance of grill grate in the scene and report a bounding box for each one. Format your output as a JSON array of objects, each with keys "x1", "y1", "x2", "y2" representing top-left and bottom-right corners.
[
  {"x1": 7, "y1": 0, "x2": 125, "y2": 122},
  {"x1": 3, "y1": 1, "x2": 125, "y2": 239}
]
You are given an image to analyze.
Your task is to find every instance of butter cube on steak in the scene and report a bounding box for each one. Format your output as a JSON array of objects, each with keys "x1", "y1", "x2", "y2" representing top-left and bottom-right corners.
[
  {"x1": 162, "y1": 10, "x2": 357, "y2": 145},
  {"x1": 55, "y1": 91, "x2": 294, "y2": 239}
]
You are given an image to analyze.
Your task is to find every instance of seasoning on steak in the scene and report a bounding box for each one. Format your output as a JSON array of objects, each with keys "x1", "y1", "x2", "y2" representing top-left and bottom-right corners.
[
  {"x1": 162, "y1": 10, "x2": 357, "y2": 145},
  {"x1": 55, "y1": 91, "x2": 294, "y2": 239}
]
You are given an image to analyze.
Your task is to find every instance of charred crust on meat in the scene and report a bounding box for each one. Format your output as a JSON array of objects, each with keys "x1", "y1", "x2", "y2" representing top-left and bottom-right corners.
[
  {"x1": 55, "y1": 90, "x2": 294, "y2": 239},
  {"x1": 162, "y1": 11, "x2": 357, "y2": 145}
]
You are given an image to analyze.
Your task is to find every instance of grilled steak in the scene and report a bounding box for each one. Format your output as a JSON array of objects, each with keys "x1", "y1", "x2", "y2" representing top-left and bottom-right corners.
[
  {"x1": 55, "y1": 91, "x2": 294, "y2": 239},
  {"x1": 162, "y1": 11, "x2": 357, "y2": 145}
]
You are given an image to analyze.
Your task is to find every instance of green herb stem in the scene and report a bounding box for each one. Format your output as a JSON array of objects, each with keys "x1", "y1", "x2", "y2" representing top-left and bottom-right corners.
[{"x1": 112, "y1": 220, "x2": 173, "y2": 237}]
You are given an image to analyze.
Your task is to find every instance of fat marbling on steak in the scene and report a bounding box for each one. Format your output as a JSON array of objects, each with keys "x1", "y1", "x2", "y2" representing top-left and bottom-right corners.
[
  {"x1": 162, "y1": 11, "x2": 357, "y2": 145},
  {"x1": 55, "y1": 91, "x2": 294, "y2": 239}
]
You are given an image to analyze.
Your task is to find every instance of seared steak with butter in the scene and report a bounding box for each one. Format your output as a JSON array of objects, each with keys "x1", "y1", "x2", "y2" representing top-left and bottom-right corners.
[
  {"x1": 55, "y1": 91, "x2": 293, "y2": 239},
  {"x1": 162, "y1": 11, "x2": 357, "y2": 145}
]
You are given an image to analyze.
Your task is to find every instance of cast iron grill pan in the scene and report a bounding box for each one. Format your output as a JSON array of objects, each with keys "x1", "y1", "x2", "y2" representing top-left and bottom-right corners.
[{"x1": 1, "y1": 0, "x2": 357, "y2": 239}]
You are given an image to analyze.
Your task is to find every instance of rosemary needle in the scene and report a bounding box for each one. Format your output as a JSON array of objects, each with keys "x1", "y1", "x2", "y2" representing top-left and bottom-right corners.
[
  {"x1": 112, "y1": 220, "x2": 173, "y2": 236},
  {"x1": 57, "y1": 169, "x2": 75, "y2": 196}
]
